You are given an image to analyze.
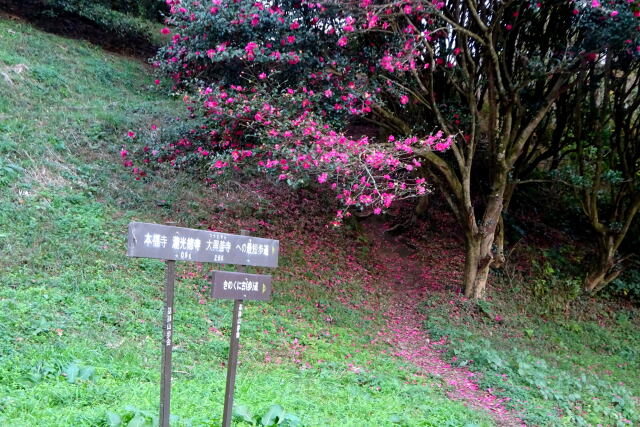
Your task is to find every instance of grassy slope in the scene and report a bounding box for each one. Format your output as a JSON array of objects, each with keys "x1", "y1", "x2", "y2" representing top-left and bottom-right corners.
[{"x1": 0, "y1": 17, "x2": 491, "y2": 426}]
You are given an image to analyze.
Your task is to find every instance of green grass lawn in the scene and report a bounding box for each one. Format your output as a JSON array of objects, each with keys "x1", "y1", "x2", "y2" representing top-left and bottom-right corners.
[{"x1": 0, "y1": 17, "x2": 492, "y2": 426}]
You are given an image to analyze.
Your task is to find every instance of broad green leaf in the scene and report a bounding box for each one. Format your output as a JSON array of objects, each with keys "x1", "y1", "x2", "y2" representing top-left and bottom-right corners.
[
  {"x1": 79, "y1": 366, "x2": 96, "y2": 381},
  {"x1": 106, "y1": 411, "x2": 122, "y2": 427},
  {"x1": 64, "y1": 363, "x2": 80, "y2": 383},
  {"x1": 126, "y1": 414, "x2": 148, "y2": 427},
  {"x1": 233, "y1": 405, "x2": 254, "y2": 424},
  {"x1": 280, "y1": 413, "x2": 302, "y2": 427},
  {"x1": 389, "y1": 414, "x2": 403, "y2": 424},
  {"x1": 260, "y1": 404, "x2": 284, "y2": 426}
]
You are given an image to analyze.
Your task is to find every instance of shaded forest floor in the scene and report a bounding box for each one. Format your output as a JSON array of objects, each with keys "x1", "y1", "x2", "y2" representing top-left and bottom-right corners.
[{"x1": 0, "y1": 16, "x2": 638, "y2": 426}]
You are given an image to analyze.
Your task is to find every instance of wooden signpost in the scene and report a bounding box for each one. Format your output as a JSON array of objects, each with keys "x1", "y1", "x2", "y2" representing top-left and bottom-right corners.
[
  {"x1": 210, "y1": 269, "x2": 272, "y2": 427},
  {"x1": 126, "y1": 222, "x2": 278, "y2": 427},
  {"x1": 127, "y1": 222, "x2": 279, "y2": 267}
]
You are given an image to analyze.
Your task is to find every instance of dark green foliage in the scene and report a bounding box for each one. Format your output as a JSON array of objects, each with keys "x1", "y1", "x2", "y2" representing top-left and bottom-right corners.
[
  {"x1": 0, "y1": 0, "x2": 166, "y2": 55},
  {"x1": 43, "y1": 0, "x2": 167, "y2": 21},
  {"x1": 609, "y1": 267, "x2": 640, "y2": 301},
  {"x1": 530, "y1": 262, "x2": 582, "y2": 316},
  {"x1": 42, "y1": 0, "x2": 158, "y2": 39}
]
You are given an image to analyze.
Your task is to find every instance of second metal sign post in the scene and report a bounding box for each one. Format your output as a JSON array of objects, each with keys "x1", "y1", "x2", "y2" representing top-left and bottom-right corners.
[{"x1": 209, "y1": 231, "x2": 274, "y2": 427}]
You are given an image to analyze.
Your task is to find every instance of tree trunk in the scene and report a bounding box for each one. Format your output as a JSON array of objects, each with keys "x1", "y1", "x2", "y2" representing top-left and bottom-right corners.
[
  {"x1": 462, "y1": 195, "x2": 503, "y2": 298},
  {"x1": 463, "y1": 231, "x2": 498, "y2": 298},
  {"x1": 493, "y1": 182, "x2": 516, "y2": 269},
  {"x1": 463, "y1": 236, "x2": 481, "y2": 297},
  {"x1": 415, "y1": 194, "x2": 429, "y2": 217},
  {"x1": 493, "y1": 215, "x2": 506, "y2": 269},
  {"x1": 583, "y1": 236, "x2": 621, "y2": 293}
]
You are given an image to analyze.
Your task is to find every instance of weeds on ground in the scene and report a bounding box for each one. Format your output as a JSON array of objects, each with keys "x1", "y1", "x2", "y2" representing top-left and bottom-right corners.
[{"x1": 419, "y1": 266, "x2": 640, "y2": 426}]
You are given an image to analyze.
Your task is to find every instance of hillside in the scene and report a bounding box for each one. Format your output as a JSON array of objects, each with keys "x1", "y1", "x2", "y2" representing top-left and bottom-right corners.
[
  {"x1": 0, "y1": 15, "x2": 494, "y2": 427},
  {"x1": 0, "y1": 14, "x2": 638, "y2": 427}
]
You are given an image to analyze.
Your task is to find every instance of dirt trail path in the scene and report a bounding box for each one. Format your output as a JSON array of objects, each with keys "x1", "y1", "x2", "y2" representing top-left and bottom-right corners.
[{"x1": 363, "y1": 222, "x2": 525, "y2": 427}]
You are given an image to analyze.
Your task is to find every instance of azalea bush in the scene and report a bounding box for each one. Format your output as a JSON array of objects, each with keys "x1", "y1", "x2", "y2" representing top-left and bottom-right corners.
[
  {"x1": 125, "y1": 0, "x2": 640, "y2": 297},
  {"x1": 124, "y1": 0, "x2": 455, "y2": 217}
]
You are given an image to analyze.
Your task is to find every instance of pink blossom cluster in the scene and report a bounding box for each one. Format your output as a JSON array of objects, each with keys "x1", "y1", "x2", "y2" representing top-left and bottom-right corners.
[{"x1": 128, "y1": 0, "x2": 640, "y2": 216}]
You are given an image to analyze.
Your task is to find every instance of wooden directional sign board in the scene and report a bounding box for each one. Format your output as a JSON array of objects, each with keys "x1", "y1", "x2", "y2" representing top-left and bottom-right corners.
[
  {"x1": 211, "y1": 271, "x2": 272, "y2": 301},
  {"x1": 126, "y1": 223, "x2": 279, "y2": 427},
  {"x1": 127, "y1": 222, "x2": 279, "y2": 267}
]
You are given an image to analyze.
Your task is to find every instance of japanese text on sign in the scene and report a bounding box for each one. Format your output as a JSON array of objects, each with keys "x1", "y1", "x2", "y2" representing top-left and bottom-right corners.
[
  {"x1": 127, "y1": 222, "x2": 279, "y2": 267},
  {"x1": 211, "y1": 271, "x2": 272, "y2": 301}
]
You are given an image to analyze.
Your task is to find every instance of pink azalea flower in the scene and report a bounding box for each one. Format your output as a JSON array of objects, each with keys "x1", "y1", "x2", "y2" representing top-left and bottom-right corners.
[
  {"x1": 400, "y1": 95, "x2": 409, "y2": 105},
  {"x1": 245, "y1": 42, "x2": 258, "y2": 54},
  {"x1": 161, "y1": 27, "x2": 171, "y2": 35}
]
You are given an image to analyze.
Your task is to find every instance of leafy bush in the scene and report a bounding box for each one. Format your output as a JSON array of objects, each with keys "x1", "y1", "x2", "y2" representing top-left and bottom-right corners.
[
  {"x1": 609, "y1": 268, "x2": 640, "y2": 301},
  {"x1": 45, "y1": 1, "x2": 154, "y2": 38},
  {"x1": 234, "y1": 404, "x2": 303, "y2": 427},
  {"x1": 530, "y1": 262, "x2": 582, "y2": 316},
  {"x1": 43, "y1": 0, "x2": 167, "y2": 21}
]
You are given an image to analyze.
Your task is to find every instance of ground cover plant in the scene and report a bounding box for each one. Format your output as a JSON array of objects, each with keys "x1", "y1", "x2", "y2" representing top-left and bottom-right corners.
[
  {"x1": 412, "y1": 227, "x2": 640, "y2": 426},
  {"x1": 0, "y1": 16, "x2": 494, "y2": 426},
  {"x1": 420, "y1": 292, "x2": 640, "y2": 426}
]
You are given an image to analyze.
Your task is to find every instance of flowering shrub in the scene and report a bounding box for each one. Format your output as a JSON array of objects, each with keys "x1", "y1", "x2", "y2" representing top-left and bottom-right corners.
[
  {"x1": 125, "y1": 0, "x2": 639, "y2": 213},
  {"x1": 124, "y1": 0, "x2": 459, "y2": 219},
  {"x1": 124, "y1": 0, "x2": 640, "y2": 295}
]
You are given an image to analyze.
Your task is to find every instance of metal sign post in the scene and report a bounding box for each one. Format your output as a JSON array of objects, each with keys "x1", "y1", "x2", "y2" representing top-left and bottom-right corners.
[
  {"x1": 159, "y1": 260, "x2": 175, "y2": 427},
  {"x1": 126, "y1": 223, "x2": 279, "y2": 427},
  {"x1": 221, "y1": 229, "x2": 247, "y2": 427},
  {"x1": 222, "y1": 298, "x2": 243, "y2": 427},
  {"x1": 210, "y1": 263, "x2": 273, "y2": 426}
]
